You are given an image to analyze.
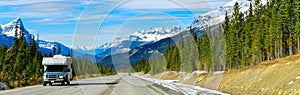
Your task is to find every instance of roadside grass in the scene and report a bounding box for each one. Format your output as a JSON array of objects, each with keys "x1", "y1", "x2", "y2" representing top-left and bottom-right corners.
[
  {"x1": 213, "y1": 54, "x2": 300, "y2": 94},
  {"x1": 7, "y1": 76, "x2": 42, "y2": 89},
  {"x1": 149, "y1": 54, "x2": 300, "y2": 94}
]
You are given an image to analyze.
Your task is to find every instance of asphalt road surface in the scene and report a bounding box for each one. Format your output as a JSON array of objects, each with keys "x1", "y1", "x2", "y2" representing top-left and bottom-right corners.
[{"x1": 0, "y1": 74, "x2": 182, "y2": 95}]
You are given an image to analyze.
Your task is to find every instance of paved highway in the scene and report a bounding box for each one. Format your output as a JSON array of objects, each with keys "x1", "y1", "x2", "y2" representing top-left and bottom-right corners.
[
  {"x1": 0, "y1": 74, "x2": 182, "y2": 95},
  {"x1": 107, "y1": 75, "x2": 174, "y2": 95}
]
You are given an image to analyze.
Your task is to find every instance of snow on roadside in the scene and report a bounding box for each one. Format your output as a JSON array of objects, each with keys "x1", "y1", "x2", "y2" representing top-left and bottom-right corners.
[
  {"x1": 134, "y1": 73, "x2": 230, "y2": 95},
  {"x1": 296, "y1": 76, "x2": 300, "y2": 80},
  {"x1": 214, "y1": 71, "x2": 225, "y2": 75},
  {"x1": 183, "y1": 71, "x2": 206, "y2": 81}
]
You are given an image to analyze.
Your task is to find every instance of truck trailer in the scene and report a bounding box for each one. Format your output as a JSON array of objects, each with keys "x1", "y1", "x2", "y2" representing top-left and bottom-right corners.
[{"x1": 42, "y1": 55, "x2": 73, "y2": 86}]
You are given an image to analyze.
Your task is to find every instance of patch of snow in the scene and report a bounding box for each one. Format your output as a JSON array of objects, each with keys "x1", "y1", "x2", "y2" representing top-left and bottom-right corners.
[
  {"x1": 134, "y1": 74, "x2": 229, "y2": 95},
  {"x1": 295, "y1": 76, "x2": 300, "y2": 80},
  {"x1": 194, "y1": 71, "x2": 207, "y2": 76},
  {"x1": 184, "y1": 71, "x2": 207, "y2": 81},
  {"x1": 287, "y1": 81, "x2": 294, "y2": 85},
  {"x1": 165, "y1": 80, "x2": 179, "y2": 83},
  {"x1": 197, "y1": 78, "x2": 204, "y2": 82},
  {"x1": 214, "y1": 71, "x2": 225, "y2": 75},
  {"x1": 184, "y1": 73, "x2": 193, "y2": 81},
  {"x1": 170, "y1": 71, "x2": 179, "y2": 74},
  {"x1": 272, "y1": 64, "x2": 278, "y2": 67}
]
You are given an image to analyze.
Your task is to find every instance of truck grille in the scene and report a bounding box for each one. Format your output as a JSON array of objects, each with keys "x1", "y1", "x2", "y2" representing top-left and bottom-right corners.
[{"x1": 48, "y1": 75, "x2": 58, "y2": 78}]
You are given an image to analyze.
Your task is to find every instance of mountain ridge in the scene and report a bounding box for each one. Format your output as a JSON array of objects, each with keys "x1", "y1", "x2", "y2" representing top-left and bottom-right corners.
[{"x1": 0, "y1": 18, "x2": 71, "y2": 56}]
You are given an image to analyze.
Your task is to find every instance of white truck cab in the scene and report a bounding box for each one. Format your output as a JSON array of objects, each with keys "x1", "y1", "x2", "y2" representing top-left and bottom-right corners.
[{"x1": 42, "y1": 55, "x2": 73, "y2": 86}]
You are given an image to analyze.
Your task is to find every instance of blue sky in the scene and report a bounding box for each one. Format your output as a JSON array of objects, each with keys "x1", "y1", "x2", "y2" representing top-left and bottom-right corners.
[{"x1": 0, "y1": 0, "x2": 230, "y2": 49}]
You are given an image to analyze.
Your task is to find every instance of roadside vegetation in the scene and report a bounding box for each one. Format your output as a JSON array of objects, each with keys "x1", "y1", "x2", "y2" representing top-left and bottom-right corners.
[
  {"x1": 133, "y1": 0, "x2": 300, "y2": 94},
  {"x1": 0, "y1": 23, "x2": 43, "y2": 89}
]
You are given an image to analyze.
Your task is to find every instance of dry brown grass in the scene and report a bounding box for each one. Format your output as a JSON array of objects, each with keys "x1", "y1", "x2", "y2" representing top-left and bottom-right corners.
[
  {"x1": 211, "y1": 54, "x2": 300, "y2": 95},
  {"x1": 150, "y1": 54, "x2": 300, "y2": 95}
]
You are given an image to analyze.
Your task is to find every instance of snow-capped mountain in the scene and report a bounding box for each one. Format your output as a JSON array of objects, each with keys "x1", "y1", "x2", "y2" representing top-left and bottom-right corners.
[
  {"x1": 37, "y1": 40, "x2": 71, "y2": 55},
  {"x1": 0, "y1": 17, "x2": 71, "y2": 55},
  {"x1": 0, "y1": 17, "x2": 31, "y2": 43},
  {"x1": 193, "y1": 0, "x2": 267, "y2": 28},
  {"x1": 96, "y1": 26, "x2": 183, "y2": 55}
]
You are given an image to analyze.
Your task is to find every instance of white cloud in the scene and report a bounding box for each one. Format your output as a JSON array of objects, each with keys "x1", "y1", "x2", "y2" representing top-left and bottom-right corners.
[
  {"x1": 31, "y1": 17, "x2": 75, "y2": 25},
  {"x1": 129, "y1": 15, "x2": 177, "y2": 21},
  {"x1": 32, "y1": 18, "x2": 53, "y2": 22},
  {"x1": 27, "y1": 29, "x2": 37, "y2": 34},
  {"x1": 18, "y1": 2, "x2": 78, "y2": 12},
  {"x1": 99, "y1": 25, "x2": 121, "y2": 33},
  {"x1": 0, "y1": 0, "x2": 67, "y2": 5},
  {"x1": 39, "y1": 33, "x2": 74, "y2": 46},
  {"x1": 74, "y1": 13, "x2": 107, "y2": 24},
  {"x1": 120, "y1": 0, "x2": 181, "y2": 10},
  {"x1": 118, "y1": 0, "x2": 230, "y2": 10},
  {"x1": 0, "y1": 0, "x2": 84, "y2": 24},
  {"x1": 118, "y1": 0, "x2": 209, "y2": 10},
  {"x1": 72, "y1": 34, "x2": 100, "y2": 47},
  {"x1": 0, "y1": 0, "x2": 230, "y2": 25}
]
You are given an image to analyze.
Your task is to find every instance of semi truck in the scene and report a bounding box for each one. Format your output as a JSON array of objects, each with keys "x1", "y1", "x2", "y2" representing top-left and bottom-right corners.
[{"x1": 42, "y1": 55, "x2": 73, "y2": 86}]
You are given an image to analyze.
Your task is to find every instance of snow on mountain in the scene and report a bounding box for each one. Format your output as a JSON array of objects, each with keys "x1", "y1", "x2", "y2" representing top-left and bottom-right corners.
[
  {"x1": 100, "y1": 26, "x2": 182, "y2": 54},
  {"x1": 192, "y1": 0, "x2": 267, "y2": 28},
  {"x1": 0, "y1": 18, "x2": 29, "y2": 47},
  {"x1": 0, "y1": 18, "x2": 71, "y2": 55},
  {"x1": 1, "y1": 17, "x2": 31, "y2": 42},
  {"x1": 131, "y1": 26, "x2": 182, "y2": 42},
  {"x1": 37, "y1": 40, "x2": 71, "y2": 55}
]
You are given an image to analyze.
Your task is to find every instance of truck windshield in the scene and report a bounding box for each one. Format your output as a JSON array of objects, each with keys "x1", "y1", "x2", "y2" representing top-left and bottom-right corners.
[{"x1": 45, "y1": 65, "x2": 67, "y2": 72}]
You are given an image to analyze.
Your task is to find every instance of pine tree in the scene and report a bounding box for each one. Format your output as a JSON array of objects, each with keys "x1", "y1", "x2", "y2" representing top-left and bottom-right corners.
[
  {"x1": 0, "y1": 45, "x2": 8, "y2": 72},
  {"x1": 57, "y1": 44, "x2": 61, "y2": 54},
  {"x1": 294, "y1": 0, "x2": 300, "y2": 53},
  {"x1": 201, "y1": 29, "x2": 211, "y2": 71},
  {"x1": 52, "y1": 45, "x2": 56, "y2": 55},
  {"x1": 224, "y1": 11, "x2": 233, "y2": 69},
  {"x1": 231, "y1": 2, "x2": 242, "y2": 68}
]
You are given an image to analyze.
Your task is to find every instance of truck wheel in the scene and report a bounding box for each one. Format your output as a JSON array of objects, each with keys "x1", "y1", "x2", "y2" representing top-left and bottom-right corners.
[
  {"x1": 61, "y1": 81, "x2": 65, "y2": 85},
  {"x1": 67, "y1": 81, "x2": 70, "y2": 85},
  {"x1": 43, "y1": 83, "x2": 47, "y2": 86}
]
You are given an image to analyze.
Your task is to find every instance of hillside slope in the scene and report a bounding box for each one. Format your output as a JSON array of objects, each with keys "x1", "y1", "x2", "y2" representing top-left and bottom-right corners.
[{"x1": 152, "y1": 54, "x2": 300, "y2": 94}]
